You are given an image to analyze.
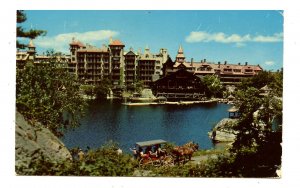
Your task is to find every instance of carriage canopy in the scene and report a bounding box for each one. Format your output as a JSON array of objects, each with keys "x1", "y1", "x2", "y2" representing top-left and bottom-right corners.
[{"x1": 136, "y1": 139, "x2": 167, "y2": 147}]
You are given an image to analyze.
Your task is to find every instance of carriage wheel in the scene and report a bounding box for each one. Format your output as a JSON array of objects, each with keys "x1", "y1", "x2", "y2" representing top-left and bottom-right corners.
[
  {"x1": 162, "y1": 155, "x2": 174, "y2": 167},
  {"x1": 139, "y1": 157, "x2": 153, "y2": 169},
  {"x1": 152, "y1": 158, "x2": 162, "y2": 167}
]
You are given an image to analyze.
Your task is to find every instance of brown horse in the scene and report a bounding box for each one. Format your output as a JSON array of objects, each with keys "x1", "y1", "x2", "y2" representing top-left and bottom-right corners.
[
  {"x1": 182, "y1": 142, "x2": 199, "y2": 160},
  {"x1": 172, "y1": 142, "x2": 199, "y2": 164}
]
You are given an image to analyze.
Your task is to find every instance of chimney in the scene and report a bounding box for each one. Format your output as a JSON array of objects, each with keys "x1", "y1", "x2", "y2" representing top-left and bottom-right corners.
[
  {"x1": 191, "y1": 58, "x2": 194, "y2": 66},
  {"x1": 204, "y1": 59, "x2": 206, "y2": 62},
  {"x1": 224, "y1": 61, "x2": 227, "y2": 65},
  {"x1": 245, "y1": 62, "x2": 248, "y2": 66}
]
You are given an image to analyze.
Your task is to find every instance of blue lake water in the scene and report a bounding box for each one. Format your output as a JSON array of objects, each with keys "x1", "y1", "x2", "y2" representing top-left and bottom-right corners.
[{"x1": 62, "y1": 100, "x2": 231, "y2": 153}]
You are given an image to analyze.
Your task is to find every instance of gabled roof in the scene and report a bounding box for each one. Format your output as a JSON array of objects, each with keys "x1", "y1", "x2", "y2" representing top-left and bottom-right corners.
[
  {"x1": 154, "y1": 68, "x2": 203, "y2": 85},
  {"x1": 228, "y1": 106, "x2": 239, "y2": 112},
  {"x1": 70, "y1": 40, "x2": 85, "y2": 47},
  {"x1": 77, "y1": 44, "x2": 109, "y2": 53},
  {"x1": 174, "y1": 62, "x2": 192, "y2": 68},
  {"x1": 125, "y1": 51, "x2": 137, "y2": 56},
  {"x1": 109, "y1": 39, "x2": 125, "y2": 46},
  {"x1": 176, "y1": 53, "x2": 185, "y2": 58}
]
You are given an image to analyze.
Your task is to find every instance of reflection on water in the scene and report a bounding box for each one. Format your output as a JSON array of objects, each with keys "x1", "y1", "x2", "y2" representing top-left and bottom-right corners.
[{"x1": 62, "y1": 99, "x2": 230, "y2": 153}]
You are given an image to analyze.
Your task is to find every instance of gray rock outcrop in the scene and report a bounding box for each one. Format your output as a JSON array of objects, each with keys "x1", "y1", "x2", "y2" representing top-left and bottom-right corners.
[
  {"x1": 208, "y1": 118, "x2": 238, "y2": 142},
  {"x1": 15, "y1": 111, "x2": 72, "y2": 173}
]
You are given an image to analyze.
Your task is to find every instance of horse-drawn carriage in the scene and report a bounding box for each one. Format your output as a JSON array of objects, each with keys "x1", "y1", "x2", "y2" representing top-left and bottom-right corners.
[
  {"x1": 133, "y1": 139, "x2": 199, "y2": 168},
  {"x1": 134, "y1": 139, "x2": 174, "y2": 168}
]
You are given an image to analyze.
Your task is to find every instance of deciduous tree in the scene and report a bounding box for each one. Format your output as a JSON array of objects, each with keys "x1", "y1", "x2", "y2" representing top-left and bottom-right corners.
[{"x1": 16, "y1": 62, "x2": 86, "y2": 137}]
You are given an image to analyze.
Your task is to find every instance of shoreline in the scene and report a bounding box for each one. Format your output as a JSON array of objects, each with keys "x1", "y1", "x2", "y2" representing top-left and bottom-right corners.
[{"x1": 120, "y1": 98, "x2": 234, "y2": 106}]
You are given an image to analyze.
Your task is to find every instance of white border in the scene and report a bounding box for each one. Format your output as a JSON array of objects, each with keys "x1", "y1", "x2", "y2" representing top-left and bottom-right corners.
[{"x1": 2, "y1": 0, "x2": 300, "y2": 188}]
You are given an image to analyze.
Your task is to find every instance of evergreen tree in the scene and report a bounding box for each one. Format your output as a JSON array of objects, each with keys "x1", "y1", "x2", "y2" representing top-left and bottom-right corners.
[{"x1": 17, "y1": 10, "x2": 47, "y2": 49}]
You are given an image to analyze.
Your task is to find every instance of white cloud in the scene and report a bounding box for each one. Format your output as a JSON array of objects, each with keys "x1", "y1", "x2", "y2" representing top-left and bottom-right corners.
[
  {"x1": 253, "y1": 33, "x2": 283, "y2": 42},
  {"x1": 185, "y1": 31, "x2": 283, "y2": 45},
  {"x1": 264, "y1": 61, "x2": 275, "y2": 66},
  {"x1": 34, "y1": 30, "x2": 119, "y2": 53}
]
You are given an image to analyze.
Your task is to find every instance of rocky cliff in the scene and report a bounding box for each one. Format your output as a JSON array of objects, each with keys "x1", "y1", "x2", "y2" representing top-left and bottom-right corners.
[{"x1": 15, "y1": 111, "x2": 72, "y2": 174}]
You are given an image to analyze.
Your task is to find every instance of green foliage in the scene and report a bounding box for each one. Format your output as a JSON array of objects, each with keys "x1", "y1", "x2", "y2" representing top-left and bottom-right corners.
[
  {"x1": 161, "y1": 142, "x2": 176, "y2": 154},
  {"x1": 16, "y1": 62, "x2": 86, "y2": 137},
  {"x1": 237, "y1": 70, "x2": 283, "y2": 97},
  {"x1": 17, "y1": 142, "x2": 137, "y2": 176},
  {"x1": 127, "y1": 80, "x2": 144, "y2": 93},
  {"x1": 134, "y1": 80, "x2": 144, "y2": 93},
  {"x1": 80, "y1": 85, "x2": 95, "y2": 97},
  {"x1": 201, "y1": 75, "x2": 223, "y2": 98},
  {"x1": 94, "y1": 78, "x2": 113, "y2": 99},
  {"x1": 269, "y1": 70, "x2": 283, "y2": 97},
  {"x1": 229, "y1": 85, "x2": 282, "y2": 177},
  {"x1": 193, "y1": 149, "x2": 228, "y2": 157},
  {"x1": 17, "y1": 10, "x2": 47, "y2": 49},
  {"x1": 151, "y1": 153, "x2": 236, "y2": 177},
  {"x1": 77, "y1": 145, "x2": 137, "y2": 176}
]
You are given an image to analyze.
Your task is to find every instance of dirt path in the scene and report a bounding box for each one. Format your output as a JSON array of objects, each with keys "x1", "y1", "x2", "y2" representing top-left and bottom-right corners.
[{"x1": 187, "y1": 154, "x2": 218, "y2": 165}]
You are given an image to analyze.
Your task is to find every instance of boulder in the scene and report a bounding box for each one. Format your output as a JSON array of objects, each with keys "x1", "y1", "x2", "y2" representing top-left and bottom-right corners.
[
  {"x1": 15, "y1": 111, "x2": 72, "y2": 173},
  {"x1": 208, "y1": 118, "x2": 238, "y2": 142}
]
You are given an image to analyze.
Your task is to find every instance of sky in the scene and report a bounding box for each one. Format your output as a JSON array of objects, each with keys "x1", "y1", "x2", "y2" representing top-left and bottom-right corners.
[{"x1": 19, "y1": 10, "x2": 283, "y2": 70}]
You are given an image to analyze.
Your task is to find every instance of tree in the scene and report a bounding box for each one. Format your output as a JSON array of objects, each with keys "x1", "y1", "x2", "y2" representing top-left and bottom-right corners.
[
  {"x1": 17, "y1": 10, "x2": 47, "y2": 49},
  {"x1": 16, "y1": 62, "x2": 87, "y2": 137},
  {"x1": 201, "y1": 75, "x2": 223, "y2": 98},
  {"x1": 237, "y1": 70, "x2": 283, "y2": 97},
  {"x1": 94, "y1": 78, "x2": 113, "y2": 99},
  {"x1": 229, "y1": 87, "x2": 282, "y2": 177}
]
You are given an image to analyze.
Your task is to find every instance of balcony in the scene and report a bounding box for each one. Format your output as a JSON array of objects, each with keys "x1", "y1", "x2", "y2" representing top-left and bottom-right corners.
[{"x1": 112, "y1": 57, "x2": 120, "y2": 61}]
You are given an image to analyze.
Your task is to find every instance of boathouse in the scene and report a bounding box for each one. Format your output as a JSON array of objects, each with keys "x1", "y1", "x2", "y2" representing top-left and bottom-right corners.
[
  {"x1": 151, "y1": 69, "x2": 205, "y2": 100},
  {"x1": 228, "y1": 106, "x2": 240, "y2": 119}
]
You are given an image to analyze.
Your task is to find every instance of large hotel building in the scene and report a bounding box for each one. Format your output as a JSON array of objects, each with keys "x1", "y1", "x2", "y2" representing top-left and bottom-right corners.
[
  {"x1": 68, "y1": 38, "x2": 168, "y2": 87},
  {"x1": 17, "y1": 39, "x2": 262, "y2": 88}
]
